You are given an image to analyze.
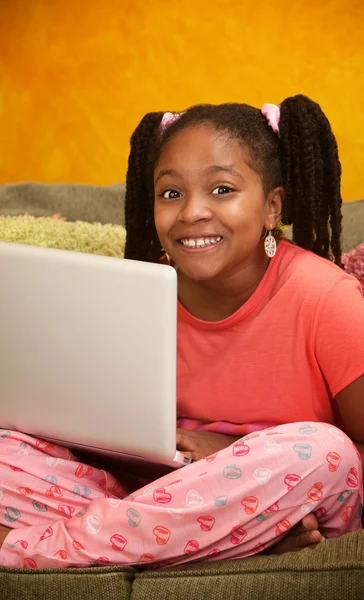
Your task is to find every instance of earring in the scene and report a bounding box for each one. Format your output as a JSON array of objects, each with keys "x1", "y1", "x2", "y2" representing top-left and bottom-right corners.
[
  {"x1": 161, "y1": 249, "x2": 171, "y2": 264},
  {"x1": 264, "y1": 228, "x2": 277, "y2": 258}
]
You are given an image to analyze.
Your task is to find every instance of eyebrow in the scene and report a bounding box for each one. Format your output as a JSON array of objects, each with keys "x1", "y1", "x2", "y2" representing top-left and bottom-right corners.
[
  {"x1": 154, "y1": 169, "x2": 180, "y2": 184},
  {"x1": 155, "y1": 165, "x2": 243, "y2": 185},
  {"x1": 204, "y1": 165, "x2": 244, "y2": 179}
]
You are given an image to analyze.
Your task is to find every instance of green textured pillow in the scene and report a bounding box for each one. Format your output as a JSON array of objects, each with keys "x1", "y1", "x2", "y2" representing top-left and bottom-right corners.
[{"x1": 0, "y1": 216, "x2": 126, "y2": 258}]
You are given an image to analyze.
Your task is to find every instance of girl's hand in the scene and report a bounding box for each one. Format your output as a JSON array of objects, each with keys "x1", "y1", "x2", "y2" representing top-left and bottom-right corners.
[{"x1": 176, "y1": 428, "x2": 240, "y2": 461}]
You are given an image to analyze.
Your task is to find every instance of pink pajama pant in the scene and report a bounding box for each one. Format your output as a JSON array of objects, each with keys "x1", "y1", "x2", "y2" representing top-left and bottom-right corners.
[{"x1": 0, "y1": 422, "x2": 362, "y2": 569}]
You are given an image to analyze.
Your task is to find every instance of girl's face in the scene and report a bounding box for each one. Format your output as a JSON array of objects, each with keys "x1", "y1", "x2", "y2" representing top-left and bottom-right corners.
[{"x1": 154, "y1": 124, "x2": 281, "y2": 282}]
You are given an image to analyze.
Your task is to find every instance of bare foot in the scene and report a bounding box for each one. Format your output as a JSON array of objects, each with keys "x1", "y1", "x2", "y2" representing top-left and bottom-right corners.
[
  {"x1": 0, "y1": 524, "x2": 11, "y2": 549},
  {"x1": 271, "y1": 513, "x2": 325, "y2": 554}
]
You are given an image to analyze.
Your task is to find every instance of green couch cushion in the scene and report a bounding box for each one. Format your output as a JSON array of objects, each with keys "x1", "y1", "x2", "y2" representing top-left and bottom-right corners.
[
  {"x1": 133, "y1": 530, "x2": 364, "y2": 600},
  {"x1": 0, "y1": 215, "x2": 126, "y2": 258},
  {"x1": 0, "y1": 182, "x2": 126, "y2": 227},
  {"x1": 0, "y1": 565, "x2": 134, "y2": 600},
  {"x1": 283, "y1": 198, "x2": 364, "y2": 253},
  {"x1": 1, "y1": 531, "x2": 363, "y2": 600}
]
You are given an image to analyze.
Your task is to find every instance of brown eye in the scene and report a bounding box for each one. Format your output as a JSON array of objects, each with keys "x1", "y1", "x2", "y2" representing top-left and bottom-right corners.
[
  {"x1": 162, "y1": 190, "x2": 180, "y2": 199},
  {"x1": 212, "y1": 186, "x2": 234, "y2": 195}
]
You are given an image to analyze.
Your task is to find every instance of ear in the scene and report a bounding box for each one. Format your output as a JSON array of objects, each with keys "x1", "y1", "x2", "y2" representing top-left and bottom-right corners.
[{"x1": 265, "y1": 187, "x2": 285, "y2": 229}]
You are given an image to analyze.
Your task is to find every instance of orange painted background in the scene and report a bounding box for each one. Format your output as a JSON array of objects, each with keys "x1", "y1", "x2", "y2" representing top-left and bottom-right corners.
[{"x1": 0, "y1": 0, "x2": 363, "y2": 200}]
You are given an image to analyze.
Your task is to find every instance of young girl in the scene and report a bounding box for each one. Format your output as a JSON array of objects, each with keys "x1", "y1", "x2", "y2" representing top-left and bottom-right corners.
[{"x1": 1, "y1": 95, "x2": 364, "y2": 569}]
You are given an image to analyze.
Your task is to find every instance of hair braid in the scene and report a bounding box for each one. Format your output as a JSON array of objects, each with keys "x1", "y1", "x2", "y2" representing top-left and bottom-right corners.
[
  {"x1": 124, "y1": 112, "x2": 164, "y2": 262},
  {"x1": 321, "y1": 122, "x2": 342, "y2": 264},
  {"x1": 279, "y1": 95, "x2": 342, "y2": 265}
]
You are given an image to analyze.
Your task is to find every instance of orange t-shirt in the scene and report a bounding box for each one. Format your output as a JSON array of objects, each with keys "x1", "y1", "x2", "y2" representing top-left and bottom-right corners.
[{"x1": 176, "y1": 241, "x2": 364, "y2": 435}]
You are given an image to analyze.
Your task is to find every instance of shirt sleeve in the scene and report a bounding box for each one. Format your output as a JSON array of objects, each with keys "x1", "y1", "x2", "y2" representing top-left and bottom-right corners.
[{"x1": 313, "y1": 273, "x2": 364, "y2": 398}]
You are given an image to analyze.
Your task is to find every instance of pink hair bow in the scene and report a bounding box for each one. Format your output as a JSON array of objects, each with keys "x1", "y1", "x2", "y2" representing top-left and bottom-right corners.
[
  {"x1": 261, "y1": 103, "x2": 280, "y2": 136},
  {"x1": 160, "y1": 111, "x2": 183, "y2": 133}
]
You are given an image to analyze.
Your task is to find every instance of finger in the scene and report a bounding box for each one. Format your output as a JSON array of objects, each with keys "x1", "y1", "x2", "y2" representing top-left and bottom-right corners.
[
  {"x1": 180, "y1": 451, "x2": 195, "y2": 460},
  {"x1": 300, "y1": 513, "x2": 319, "y2": 531},
  {"x1": 176, "y1": 434, "x2": 195, "y2": 453},
  {"x1": 176, "y1": 430, "x2": 188, "y2": 448},
  {"x1": 295, "y1": 530, "x2": 325, "y2": 548},
  {"x1": 291, "y1": 513, "x2": 319, "y2": 536},
  {"x1": 297, "y1": 539, "x2": 325, "y2": 551}
]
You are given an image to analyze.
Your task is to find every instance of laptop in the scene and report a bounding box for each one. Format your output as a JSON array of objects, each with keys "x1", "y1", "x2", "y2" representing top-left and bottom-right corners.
[{"x1": 0, "y1": 241, "x2": 191, "y2": 468}]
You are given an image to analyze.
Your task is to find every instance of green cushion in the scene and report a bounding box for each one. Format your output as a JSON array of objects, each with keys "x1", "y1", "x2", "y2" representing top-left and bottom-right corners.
[
  {"x1": 0, "y1": 182, "x2": 126, "y2": 226},
  {"x1": 0, "y1": 216, "x2": 126, "y2": 258},
  {"x1": 0, "y1": 565, "x2": 134, "y2": 600},
  {"x1": 340, "y1": 199, "x2": 364, "y2": 251},
  {"x1": 133, "y1": 530, "x2": 364, "y2": 600},
  {"x1": 283, "y1": 198, "x2": 364, "y2": 253},
  {"x1": 0, "y1": 531, "x2": 363, "y2": 600}
]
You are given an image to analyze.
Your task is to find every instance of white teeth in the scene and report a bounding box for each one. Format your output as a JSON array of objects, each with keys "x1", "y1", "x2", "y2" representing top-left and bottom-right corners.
[{"x1": 181, "y1": 236, "x2": 222, "y2": 248}]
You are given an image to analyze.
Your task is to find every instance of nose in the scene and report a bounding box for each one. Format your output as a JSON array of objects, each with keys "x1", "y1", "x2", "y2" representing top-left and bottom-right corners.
[{"x1": 178, "y1": 193, "x2": 213, "y2": 224}]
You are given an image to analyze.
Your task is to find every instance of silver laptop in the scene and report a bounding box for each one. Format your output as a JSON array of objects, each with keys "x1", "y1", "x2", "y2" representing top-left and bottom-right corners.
[{"x1": 0, "y1": 241, "x2": 190, "y2": 468}]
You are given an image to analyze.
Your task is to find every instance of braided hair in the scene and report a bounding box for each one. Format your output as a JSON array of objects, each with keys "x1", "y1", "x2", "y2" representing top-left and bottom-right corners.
[{"x1": 124, "y1": 95, "x2": 342, "y2": 266}]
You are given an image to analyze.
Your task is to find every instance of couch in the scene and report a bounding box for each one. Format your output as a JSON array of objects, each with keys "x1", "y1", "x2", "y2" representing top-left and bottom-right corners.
[{"x1": 0, "y1": 182, "x2": 364, "y2": 600}]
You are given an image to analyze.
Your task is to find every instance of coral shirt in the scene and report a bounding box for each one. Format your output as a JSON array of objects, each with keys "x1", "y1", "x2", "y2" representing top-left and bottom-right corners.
[{"x1": 177, "y1": 241, "x2": 364, "y2": 435}]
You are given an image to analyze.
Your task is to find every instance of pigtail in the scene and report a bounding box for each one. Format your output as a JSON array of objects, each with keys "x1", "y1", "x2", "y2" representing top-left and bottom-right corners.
[
  {"x1": 279, "y1": 95, "x2": 342, "y2": 265},
  {"x1": 124, "y1": 112, "x2": 164, "y2": 262}
]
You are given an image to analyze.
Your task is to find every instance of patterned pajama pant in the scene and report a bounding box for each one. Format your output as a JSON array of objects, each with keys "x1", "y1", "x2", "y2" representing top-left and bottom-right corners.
[{"x1": 0, "y1": 422, "x2": 362, "y2": 569}]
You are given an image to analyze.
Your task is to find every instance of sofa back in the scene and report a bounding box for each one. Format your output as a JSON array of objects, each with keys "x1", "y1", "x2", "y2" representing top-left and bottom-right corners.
[{"x1": 0, "y1": 182, "x2": 363, "y2": 252}]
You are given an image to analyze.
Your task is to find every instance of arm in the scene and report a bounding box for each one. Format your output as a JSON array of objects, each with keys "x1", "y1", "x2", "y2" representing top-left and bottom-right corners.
[
  {"x1": 312, "y1": 274, "x2": 364, "y2": 472},
  {"x1": 334, "y1": 374, "x2": 364, "y2": 478}
]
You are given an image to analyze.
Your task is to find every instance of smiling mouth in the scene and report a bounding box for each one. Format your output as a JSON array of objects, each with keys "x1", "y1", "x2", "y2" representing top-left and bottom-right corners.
[{"x1": 179, "y1": 236, "x2": 223, "y2": 249}]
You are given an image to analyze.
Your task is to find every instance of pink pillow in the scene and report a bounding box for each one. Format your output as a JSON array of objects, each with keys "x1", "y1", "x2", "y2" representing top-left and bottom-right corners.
[{"x1": 342, "y1": 242, "x2": 364, "y2": 292}]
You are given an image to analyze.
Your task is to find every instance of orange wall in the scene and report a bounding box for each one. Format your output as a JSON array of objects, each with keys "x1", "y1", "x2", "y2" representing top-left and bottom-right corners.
[{"x1": 0, "y1": 0, "x2": 363, "y2": 200}]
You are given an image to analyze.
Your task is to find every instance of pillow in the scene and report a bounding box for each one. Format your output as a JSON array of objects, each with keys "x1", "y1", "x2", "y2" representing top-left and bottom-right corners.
[
  {"x1": 0, "y1": 182, "x2": 126, "y2": 226},
  {"x1": 342, "y1": 242, "x2": 364, "y2": 292},
  {"x1": 283, "y1": 199, "x2": 364, "y2": 253},
  {"x1": 0, "y1": 215, "x2": 126, "y2": 258}
]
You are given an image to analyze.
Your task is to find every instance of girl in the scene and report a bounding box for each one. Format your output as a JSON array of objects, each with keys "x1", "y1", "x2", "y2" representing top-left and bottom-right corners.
[{"x1": 1, "y1": 95, "x2": 364, "y2": 569}]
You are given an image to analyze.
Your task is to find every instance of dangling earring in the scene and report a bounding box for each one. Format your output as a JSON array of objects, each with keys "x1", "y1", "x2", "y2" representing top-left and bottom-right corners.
[
  {"x1": 161, "y1": 249, "x2": 171, "y2": 264},
  {"x1": 264, "y1": 228, "x2": 277, "y2": 258}
]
